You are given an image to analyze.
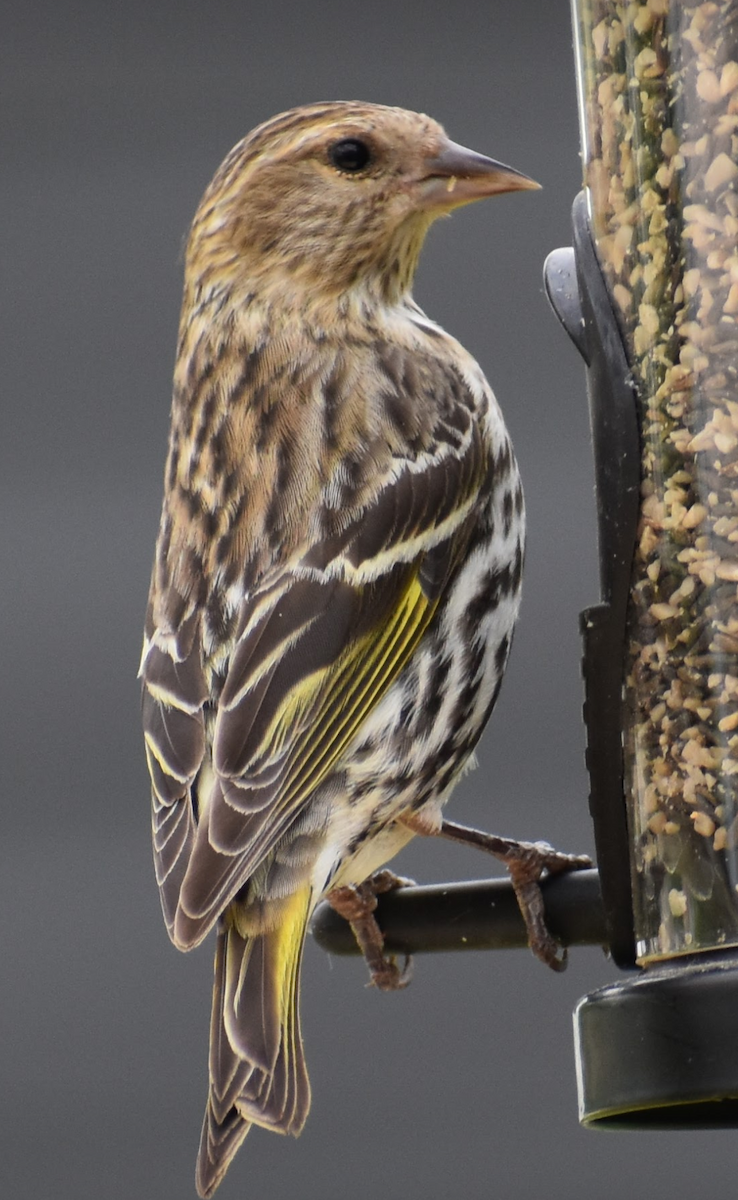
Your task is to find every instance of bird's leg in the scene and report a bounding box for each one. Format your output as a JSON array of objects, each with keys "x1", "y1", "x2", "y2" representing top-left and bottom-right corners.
[
  {"x1": 325, "y1": 872, "x2": 414, "y2": 991},
  {"x1": 400, "y1": 814, "x2": 591, "y2": 972}
]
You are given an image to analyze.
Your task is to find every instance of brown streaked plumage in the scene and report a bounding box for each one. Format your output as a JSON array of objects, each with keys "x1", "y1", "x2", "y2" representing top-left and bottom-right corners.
[{"x1": 141, "y1": 101, "x2": 540, "y2": 1196}]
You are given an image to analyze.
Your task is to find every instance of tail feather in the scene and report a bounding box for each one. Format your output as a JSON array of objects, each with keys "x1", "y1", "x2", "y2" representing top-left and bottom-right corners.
[
  {"x1": 237, "y1": 916, "x2": 310, "y2": 1133},
  {"x1": 196, "y1": 1103, "x2": 251, "y2": 1200},
  {"x1": 195, "y1": 891, "x2": 312, "y2": 1197},
  {"x1": 207, "y1": 928, "x2": 250, "y2": 1124},
  {"x1": 223, "y1": 925, "x2": 281, "y2": 1072}
]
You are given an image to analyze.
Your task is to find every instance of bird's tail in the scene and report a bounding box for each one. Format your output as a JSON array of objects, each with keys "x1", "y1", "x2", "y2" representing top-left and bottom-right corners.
[{"x1": 195, "y1": 887, "x2": 313, "y2": 1199}]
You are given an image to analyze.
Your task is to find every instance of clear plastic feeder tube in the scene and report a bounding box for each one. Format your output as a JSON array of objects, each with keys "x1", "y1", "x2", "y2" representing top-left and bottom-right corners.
[{"x1": 572, "y1": 0, "x2": 738, "y2": 962}]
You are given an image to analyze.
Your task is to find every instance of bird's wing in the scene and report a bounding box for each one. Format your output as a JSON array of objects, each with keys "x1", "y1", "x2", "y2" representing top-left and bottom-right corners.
[
  {"x1": 140, "y1": 599, "x2": 209, "y2": 941},
  {"x1": 172, "y1": 419, "x2": 489, "y2": 949}
]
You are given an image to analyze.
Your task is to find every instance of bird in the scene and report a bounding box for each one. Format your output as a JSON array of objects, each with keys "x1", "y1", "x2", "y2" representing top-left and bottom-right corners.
[{"x1": 140, "y1": 100, "x2": 582, "y2": 1197}]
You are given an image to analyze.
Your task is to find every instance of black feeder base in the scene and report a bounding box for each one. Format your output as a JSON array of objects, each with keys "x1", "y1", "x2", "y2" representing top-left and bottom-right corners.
[{"x1": 574, "y1": 951, "x2": 738, "y2": 1129}]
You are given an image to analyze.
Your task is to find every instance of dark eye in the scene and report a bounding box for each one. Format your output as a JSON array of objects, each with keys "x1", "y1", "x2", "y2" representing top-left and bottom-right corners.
[{"x1": 329, "y1": 138, "x2": 372, "y2": 173}]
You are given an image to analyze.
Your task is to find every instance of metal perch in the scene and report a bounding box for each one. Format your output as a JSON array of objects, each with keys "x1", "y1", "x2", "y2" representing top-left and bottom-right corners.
[{"x1": 311, "y1": 867, "x2": 607, "y2": 956}]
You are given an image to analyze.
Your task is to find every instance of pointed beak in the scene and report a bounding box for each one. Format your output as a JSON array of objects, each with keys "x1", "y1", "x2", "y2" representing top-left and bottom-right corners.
[{"x1": 418, "y1": 138, "x2": 540, "y2": 210}]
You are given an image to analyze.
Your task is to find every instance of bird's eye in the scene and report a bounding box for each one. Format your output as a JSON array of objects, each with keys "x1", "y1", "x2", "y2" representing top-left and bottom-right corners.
[{"x1": 328, "y1": 138, "x2": 372, "y2": 173}]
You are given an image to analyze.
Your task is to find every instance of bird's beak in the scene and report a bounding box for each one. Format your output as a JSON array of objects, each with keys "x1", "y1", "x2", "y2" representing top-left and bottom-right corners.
[{"x1": 418, "y1": 138, "x2": 541, "y2": 211}]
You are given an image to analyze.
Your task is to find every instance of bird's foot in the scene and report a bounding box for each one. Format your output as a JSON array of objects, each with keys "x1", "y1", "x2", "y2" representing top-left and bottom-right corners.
[
  {"x1": 325, "y1": 873, "x2": 414, "y2": 991},
  {"x1": 496, "y1": 840, "x2": 583, "y2": 972},
  {"x1": 401, "y1": 814, "x2": 591, "y2": 972},
  {"x1": 367, "y1": 868, "x2": 416, "y2": 894}
]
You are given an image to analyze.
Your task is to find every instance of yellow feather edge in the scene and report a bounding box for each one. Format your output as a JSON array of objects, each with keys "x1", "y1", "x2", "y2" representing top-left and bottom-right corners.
[
  {"x1": 228, "y1": 885, "x2": 313, "y2": 1131},
  {"x1": 257, "y1": 570, "x2": 437, "y2": 819}
]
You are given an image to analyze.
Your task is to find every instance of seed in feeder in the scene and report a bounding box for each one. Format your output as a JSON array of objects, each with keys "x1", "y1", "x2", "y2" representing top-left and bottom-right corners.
[
  {"x1": 664, "y1": 487, "x2": 686, "y2": 509},
  {"x1": 668, "y1": 889, "x2": 688, "y2": 918},
  {"x1": 661, "y1": 126, "x2": 680, "y2": 158},
  {"x1": 650, "y1": 602, "x2": 679, "y2": 620},
  {"x1": 684, "y1": 203, "x2": 725, "y2": 233},
  {"x1": 634, "y1": 6, "x2": 655, "y2": 36},
  {"x1": 639, "y1": 302, "x2": 660, "y2": 337},
  {"x1": 708, "y1": 249, "x2": 727, "y2": 271},
  {"x1": 614, "y1": 283, "x2": 631, "y2": 312},
  {"x1": 715, "y1": 430, "x2": 738, "y2": 454},
  {"x1": 696, "y1": 563, "x2": 715, "y2": 584},
  {"x1": 705, "y1": 152, "x2": 738, "y2": 193},
  {"x1": 715, "y1": 826, "x2": 729, "y2": 852},
  {"x1": 655, "y1": 162, "x2": 674, "y2": 189},
  {"x1": 682, "y1": 503, "x2": 708, "y2": 528},
  {"x1": 649, "y1": 208, "x2": 668, "y2": 235},
  {"x1": 640, "y1": 525, "x2": 659, "y2": 557},
  {"x1": 644, "y1": 784, "x2": 660, "y2": 813},
  {"x1": 648, "y1": 811, "x2": 668, "y2": 835},
  {"x1": 670, "y1": 578, "x2": 696, "y2": 605},
  {"x1": 721, "y1": 61, "x2": 738, "y2": 97},
  {"x1": 719, "y1": 711, "x2": 738, "y2": 731},
  {"x1": 691, "y1": 811, "x2": 716, "y2": 838},
  {"x1": 591, "y1": 19, "x2": 608, "y2": 59},
  {"x1": 697, "y1": 70, "x2": 722, "y2": 105}
]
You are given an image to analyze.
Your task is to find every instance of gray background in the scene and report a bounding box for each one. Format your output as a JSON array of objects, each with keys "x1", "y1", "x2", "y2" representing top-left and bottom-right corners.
[{"x1": 2, "y1": 1, "x2": 728, "y2": 1197}]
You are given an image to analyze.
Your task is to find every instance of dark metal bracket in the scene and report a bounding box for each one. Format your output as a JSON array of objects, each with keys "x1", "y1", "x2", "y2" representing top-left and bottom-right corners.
[{"x1": 544, "y1": 192, "x2": 640, "y2": 968}]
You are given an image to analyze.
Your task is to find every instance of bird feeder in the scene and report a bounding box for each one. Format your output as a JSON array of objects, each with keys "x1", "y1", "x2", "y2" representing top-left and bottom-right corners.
[
  {"x1": 547, "y1": 0, "x2": 738, "y2": 1128},
  {"x1": 313, "y1": 0, "x2": 738, "y2": 1141}
]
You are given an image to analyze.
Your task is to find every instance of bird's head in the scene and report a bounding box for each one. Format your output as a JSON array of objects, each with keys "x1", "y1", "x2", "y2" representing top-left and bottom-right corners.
[{"x1": 185, "y1": 101, "x2": 539, "y2": 313}]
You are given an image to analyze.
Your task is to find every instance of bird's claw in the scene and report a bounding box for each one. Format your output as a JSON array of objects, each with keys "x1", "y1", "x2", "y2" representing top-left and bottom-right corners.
[
  {"x1": 326, "y1": 876, "x2": 415, "y2": 992},
  {"x1": 366, "y1": 953, "x2": 414, "y2": 991},
  {"x1": 366, "y1": 868, "x2": 416, "y2": 894},
  {"x1": 499, "y1": 841, "x2": 590, "y2": 972}
]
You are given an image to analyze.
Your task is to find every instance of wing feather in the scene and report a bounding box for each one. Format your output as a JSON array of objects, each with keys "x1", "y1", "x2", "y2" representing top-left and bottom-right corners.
[
  {"x1": 173, "y1": 429, "x2": 485, "y2": 947},
  {"x1": 140, "y1": 605, "x2": 208, "y2": 938}
]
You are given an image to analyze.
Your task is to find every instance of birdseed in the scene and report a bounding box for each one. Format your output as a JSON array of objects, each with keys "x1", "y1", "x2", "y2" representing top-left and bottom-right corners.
[{"x1": 573, "y1": 0, "x2": 738, "y2": 960}]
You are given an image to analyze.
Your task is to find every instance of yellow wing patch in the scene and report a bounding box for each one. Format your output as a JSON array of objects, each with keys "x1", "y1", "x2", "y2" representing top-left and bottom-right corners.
[{"x1": 255, "y1": 569, "x2": 436, "y2": 823}]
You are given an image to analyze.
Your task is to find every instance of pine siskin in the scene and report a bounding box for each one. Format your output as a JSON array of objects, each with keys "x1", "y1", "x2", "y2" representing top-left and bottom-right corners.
[{"x1": 141, "y1": 101, "x2": 569, "y2": 1197}]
